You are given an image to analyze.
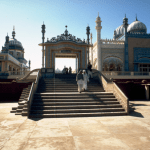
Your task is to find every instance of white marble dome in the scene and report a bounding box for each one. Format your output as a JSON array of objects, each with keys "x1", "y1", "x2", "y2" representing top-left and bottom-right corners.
[
  {"x1": 114, "y1": 25, "x2": 125, "y2": 39},
  {"x1": 8, "y1": 38, "x2": 23, "y2": 49},
  {"x1": 127, "y1": 20, "x2": 147, "y2": 33}
]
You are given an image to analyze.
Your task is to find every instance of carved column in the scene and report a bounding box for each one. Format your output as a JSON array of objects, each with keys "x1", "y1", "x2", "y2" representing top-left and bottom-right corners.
[{"x1": 95, "y1": 13, "x2": 102, "y2": 71}]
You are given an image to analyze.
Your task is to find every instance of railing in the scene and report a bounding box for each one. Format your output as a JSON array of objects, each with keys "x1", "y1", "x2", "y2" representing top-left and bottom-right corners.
[
  {"x1": 93, "y1": 70, "x2": 129, "y2": 114},
  {"x1": 27, "y1": 70, "x2": 41, "y2": 117},
  {"x1": 102, "y1": 71, "x2": 150, "y2": 76},
  {"x1": 16, "y1": 68, "x2": 41, "y2": 82}
]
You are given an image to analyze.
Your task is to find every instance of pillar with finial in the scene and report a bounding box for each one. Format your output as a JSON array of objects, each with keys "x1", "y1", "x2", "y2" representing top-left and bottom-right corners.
[
  {"x1": 90, "y1": 33, "x2": 93, "y2": 65},
  {"x1": 123, "y1": 14, "x2": 129, "y2": 71},
  {"x1": 95, "y1": 12, "x2": 102, "y2": 71},
  {"x1": 12, "y1": 26, "x2": 16, "y2": 39},
  {"x1": 41, "y1": 22, "x2": 46, "y2": 68},
  {"x1": 28, "y1": 59, "x2": 31, "y2": 70},
  {"x1": 86, "y1": 25, "x2": 90, "y2": 66},
  {"x1": 5, "y1": 33, "x2": 9, "y2": 52}
]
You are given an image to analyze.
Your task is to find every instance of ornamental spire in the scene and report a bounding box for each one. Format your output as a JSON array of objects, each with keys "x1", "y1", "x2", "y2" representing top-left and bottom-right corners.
[
  {"x1": 12, "y1": 26, "x2": 16, "y2": 39},
  {"x1": 135, "y1": 14, "x2": 138, "y2": 21}
]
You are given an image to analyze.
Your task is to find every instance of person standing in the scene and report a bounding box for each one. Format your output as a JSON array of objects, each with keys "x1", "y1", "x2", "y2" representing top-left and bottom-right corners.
[
  {"x1": 87, "y1": 62, "x2": 93, "y2": 79},
  {"x1": 83, "y1": 70, "x2": 89, "y2": 91},
  {"x1": 76, "y1": 70, "x2": 84, "y2": 93}
]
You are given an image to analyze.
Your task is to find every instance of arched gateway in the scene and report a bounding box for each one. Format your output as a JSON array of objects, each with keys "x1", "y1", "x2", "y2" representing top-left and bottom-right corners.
[{"x1": 39, "y1": 25, "x2": 91, "y2": 73}]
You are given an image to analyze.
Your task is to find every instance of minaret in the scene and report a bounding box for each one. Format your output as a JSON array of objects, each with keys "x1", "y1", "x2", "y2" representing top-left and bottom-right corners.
[
  {"x1": 86, "y1": 25, "x2": 90, "y2": 65},
  {"x1": 12, "y1": 26, "x2": 16, "y2": 39},
  {"x1": 113, "y1": 30, "x2": 116, "y2": 40},
  {"x1": 95, "y1": 13, "x2": 102, "y2": 71},
  {"x1": 28, "y1": 60, "x2": 31, "y2": 70},
  {"x1": 41, "y1": 22, "x2": 46, "y2": 68},
  {"x1": 90, "y1": 33, "x2": 93, "y2": 65},
  {"x1": 5, "y1": 33, "x2": 9, "y2": 52},
  {"x1": 123, "y1": 14, "x2": 129, "y2": 71}
]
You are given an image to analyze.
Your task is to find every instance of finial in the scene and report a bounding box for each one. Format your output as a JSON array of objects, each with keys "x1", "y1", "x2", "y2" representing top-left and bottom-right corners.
[
  {"x1": 125, "y1": 14, "x2": 126, "y2": 18},
  {"x1": 135, "y1": 14, "x2": 138, "y2": 21},
  {"x1": 7, "y1": 33, "x2": 8, "y2": 36},
  {"x1": 43, "y1": 21, "x2": 44, "y2": 24},
  {"x1": 13, "y1": 26, "x2": 15, "y2": 31},
  {"x1": 98, "y1": 12, "x2": 99, "y2": 17},
  {"x1": 65, "y1": 25, "x2": 68, "y2": 29}
]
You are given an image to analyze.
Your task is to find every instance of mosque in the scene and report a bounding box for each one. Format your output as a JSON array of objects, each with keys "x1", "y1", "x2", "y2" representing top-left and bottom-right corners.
[
  {"x1": 90, "y1": 14, "x2": 150, "y2": 73},
  {"x1": 0, "y1": 27, "x2": 30, "y2": 75}
]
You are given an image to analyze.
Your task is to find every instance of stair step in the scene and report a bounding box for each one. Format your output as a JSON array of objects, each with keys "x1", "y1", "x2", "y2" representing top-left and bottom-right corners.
[
  {"x1": 15, "y1": 113, "x2": 22, "y2": 115},
  {"x1": 32, "y1": 101, "x2": 119, "y2": 106},
  {"x1": 30, "y1": 108, "x2": 125, "y2": 114},
  {"x1": 29, "y1": 111, "x2": 127, "y2": 118},
  {"x1": 34, "y1": 95, "x2": 115, "y2": 99},
  {"x1": 33, "y1": 98, "x2": 118, "y2": 102},
  {"x1": 10, "y1": 110, "x2": 16, "y2": 113},
  {"x1": 31, "y1": 104, "x2": 122, "y2": 110}
]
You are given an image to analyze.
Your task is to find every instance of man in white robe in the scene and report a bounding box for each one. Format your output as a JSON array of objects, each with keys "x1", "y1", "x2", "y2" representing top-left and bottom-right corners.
[
  {"x1": 76, "y1": 70, "x2": 84, "y2": 93},
  {"x1": 82, "y1": 70, "x2": 89, "y2": 91}
]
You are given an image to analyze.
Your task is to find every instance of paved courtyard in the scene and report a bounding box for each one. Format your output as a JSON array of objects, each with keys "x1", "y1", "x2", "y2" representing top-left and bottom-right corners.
[{"x1": 0, "y1": 101, "x2": 150, "y2": 150}]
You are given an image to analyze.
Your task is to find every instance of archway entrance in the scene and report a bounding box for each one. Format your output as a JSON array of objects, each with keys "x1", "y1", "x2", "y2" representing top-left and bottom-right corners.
[
  {"x1": 55, "y1": 57, "x2": 78, "y2": 73},
  {"x1": 39, "y1": 27, "x2": 89, "y2": 71}
]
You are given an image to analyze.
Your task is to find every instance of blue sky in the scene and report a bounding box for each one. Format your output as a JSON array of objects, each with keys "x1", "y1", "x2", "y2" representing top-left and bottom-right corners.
[{"x1": 0, "y1": 0, "x2": 150, "y2": 70}]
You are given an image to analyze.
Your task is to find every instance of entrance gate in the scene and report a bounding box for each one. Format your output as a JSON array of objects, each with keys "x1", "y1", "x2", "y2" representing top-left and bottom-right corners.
[{"x1": 39, "y1": 26, "x2": 90, "y2": 73}]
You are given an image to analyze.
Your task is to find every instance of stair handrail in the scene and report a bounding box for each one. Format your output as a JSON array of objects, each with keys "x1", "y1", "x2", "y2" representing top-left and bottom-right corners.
[
  {"x1": 14, "y1": 68, "x2": 41, "y2": 82},
  {"x1": 27, "y1": 70, "x2": 41, "y2": 117},
  {"x1": 92, "y1": 69, "x2": 129, "y2": 114}
]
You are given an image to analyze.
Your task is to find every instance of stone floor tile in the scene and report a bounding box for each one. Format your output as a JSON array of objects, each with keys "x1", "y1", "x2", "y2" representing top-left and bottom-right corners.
[
  {"x1": 113, "y1": 133, "x2": 150, "y2": 150},
  {"x1": 30, "y1": 126, "x2": 72, "y2": 138},
  {"x1": 99, "y1": 117, "x2": 132, "y2": 126},
  {"x1": 23, "y1": 137, "x2": 76, "y2": 150},
  {"x1": 16, "y1": 119, "x2": 37, "y2": 133},
  {"x1": 69, "y1": 124, "x2": 111, "y2": 136},
  {"x1": 73, "y1": 135, "x2": 130, "y2": 150},
  {"x1": 36, "y1": 118, "x2": 69, "y2": 127},
  {"x1": 3, "y1": 132, "x2": 31, "y2": 149}
]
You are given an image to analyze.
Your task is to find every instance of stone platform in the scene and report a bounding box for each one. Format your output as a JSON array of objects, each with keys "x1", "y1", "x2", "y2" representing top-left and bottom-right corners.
[{"x1": 0, "y1": 101, "x2": 150, "y2": 150}]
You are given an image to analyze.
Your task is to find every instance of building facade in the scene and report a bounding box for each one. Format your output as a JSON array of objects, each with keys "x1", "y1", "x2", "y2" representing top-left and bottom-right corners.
[
  {"x1": 0, "y1": 27, "x2": 30, "y2": 75},
  {"x1": 90, "y1": 14, "x2": 150, "y2": 73}
]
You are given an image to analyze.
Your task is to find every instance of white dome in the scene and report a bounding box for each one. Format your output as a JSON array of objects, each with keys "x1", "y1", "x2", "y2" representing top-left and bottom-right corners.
[
  {"x1": 127, "y1": 20, "x2": 147, "y2": 33},
  {"x1": 114, "y1": 25, "x2": 125, "y2": 39},
  {"x1": 8, "y1": 38, "x2": 23, "y2": 49}
]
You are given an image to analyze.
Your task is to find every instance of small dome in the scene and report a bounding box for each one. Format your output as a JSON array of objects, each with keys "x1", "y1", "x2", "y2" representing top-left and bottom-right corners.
[
  {"x1": 114, "y1": 24, "x2": 125, "y2": 39},
  {"x1": 5, "y1": 38, "x2": 24, "y2": 50},
  {"x1": 127, "y1": 20, "x2": 147, "y2": 33}
]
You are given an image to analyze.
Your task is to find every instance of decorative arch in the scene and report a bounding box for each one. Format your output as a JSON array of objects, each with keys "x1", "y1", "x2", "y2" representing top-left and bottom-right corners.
[{"x1": 103, "y1": 56, "x2": 123, "y2": 71}]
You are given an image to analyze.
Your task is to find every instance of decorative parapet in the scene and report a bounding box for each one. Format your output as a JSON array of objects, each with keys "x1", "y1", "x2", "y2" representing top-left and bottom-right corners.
[
  {"x1": 46, "y1": 28, "x2": 86, "y2": 44},
  {"x1": 127, "y1": 32, "x2": 150, "y2": 38},
  {"x1": 101, "y1": 39, "x2": 124, "y2": 44}
]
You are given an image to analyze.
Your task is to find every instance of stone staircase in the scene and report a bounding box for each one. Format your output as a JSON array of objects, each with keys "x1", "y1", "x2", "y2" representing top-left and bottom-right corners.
[
  {"x1": 10, "y1": 85, "x2": 31, "y2": 116},
  {"x1": 29, "y1": 74, "x2": 127, "y2": 118}
]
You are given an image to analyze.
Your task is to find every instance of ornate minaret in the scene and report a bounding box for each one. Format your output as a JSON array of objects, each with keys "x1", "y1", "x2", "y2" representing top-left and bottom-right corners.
[
  {"x1": 90, "y1": 33, "x2": 93, "y2": 65},
  {"x1": 41, "y1": 22, "x2": 46, "y2": 68},
  {"x1": 12, "y1": 26, "x2": 15, "y2": 39},
  {"x1": 28, "y1": 60, "x2": 31, "y2": 70},
  {"x1": 86, "y1": 25, "x2": 90, "y2": 65},
  {"x1": 5, "y1": 33, "x2": 9, "y2": 52},
  {"x1": 113, "y1": 30, "x2": 116, "y2": 40},
  {"x1": 95, "y1": 13, "x2": 102, "y2": 71},
  {"x1": 123, "y1": 14, "x2": 129, "y2": 71}
]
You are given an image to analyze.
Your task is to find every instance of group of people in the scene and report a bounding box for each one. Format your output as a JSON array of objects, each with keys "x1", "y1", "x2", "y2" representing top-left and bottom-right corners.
[
  {"x1": 76, "y1": 62, "x2": 93, "y2": 93},
  {"x1": 62, "y1": 66, "x2": 72, "y2": 74}
]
